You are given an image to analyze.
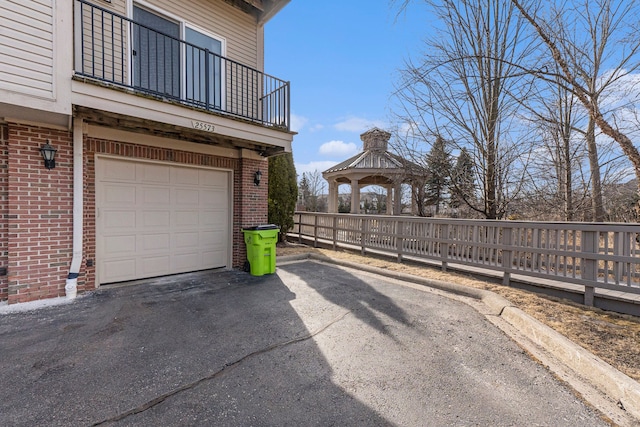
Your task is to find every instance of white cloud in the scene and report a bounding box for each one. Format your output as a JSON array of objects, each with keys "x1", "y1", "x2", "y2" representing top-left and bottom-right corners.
[
  {"x1": 295, "y1": 161, "x2": 339, "y2": 176},
  {"x1": 318, "y1": 140, "x2": 359, "y2": 157},
  {"x1": 334, "y1": 117, "x2": 386, "y2": 133},
  {"x1": 309, "y1": 124, "x2": 325, "y2": 132},
  {"x1": 290, "y1": 113, "x2": 308, "y2": 133}
]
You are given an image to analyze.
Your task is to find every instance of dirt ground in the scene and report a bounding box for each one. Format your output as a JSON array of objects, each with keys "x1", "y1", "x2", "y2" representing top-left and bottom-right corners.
[{"x1": 276, "y1": 244, "x2": 640, "y2": 383}]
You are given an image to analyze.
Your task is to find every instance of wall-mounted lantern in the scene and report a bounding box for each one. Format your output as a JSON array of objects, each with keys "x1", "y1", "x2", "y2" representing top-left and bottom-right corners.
[
  {"x1": 254, "y1": 170, "x2": 262, "y2": 186},
  {"x1": 40, "y1": 141, "x2": 57, "y2": 170}
]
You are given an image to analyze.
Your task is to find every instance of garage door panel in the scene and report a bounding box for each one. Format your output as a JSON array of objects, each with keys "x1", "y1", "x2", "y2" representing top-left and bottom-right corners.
[
  {"x1": 201, "y1": 250, "x2": 226, "y2": 267},
  {"x1": 141, "y1": 163, "x2": 171, "y2": 184},
  {"x1": 100, "y1": 159, "x2": 137, "y2": 182},
  {"x1": 174, "y1": 231, "x2": 200, "y2": 249},
  {"x1": 200, "y1": 189, "x2": 227, "y2": 207},
  {"x1": 174, "y1": 167, "x2": 200, "y2": 185},
  {"x1": 103, "y1": 185, "x2": 136, "y2": 205},
  {"x1": 172, "y1": 252, "x2": 200, "y2": 272},
  {"x1": 103, "y1": 235, "x2": 137, "y2": 254},
  {"x1": 140, "y1": 233, "x2": 171, "y2": 251},
  {"x1": 104, "y1": 210, "x2": 136, "y2": 229},
  {"x1": 202, "y1": 209, "x2": 228, "y2": 226},
  {"x1": 98, "y1": 159, "x2": 230, "y2": 284},
  {"x1": 200, "y1": 169, "x2": 226, "y2": 188},
  {"x1": 175, "y1": 189, "x2": 200, "y2": 205},
  {"x1": 141, "y1": 187, "x2": 171, "y2": 205},
  {"x1": 200, "y1": 230, "x2": 224, "y2": 246},
  {"x1": 174, "y1": 210, "x2": 199, "y2": 227},
  {"x1": 140, "y1": 256, "x2": 171, "y2": 276},
  {"x1": 141, "y1": 210, "x2": 171, "y2": 228},
  {"x1": 102, "y1": 259, "x2": 137, "y2": 282}
]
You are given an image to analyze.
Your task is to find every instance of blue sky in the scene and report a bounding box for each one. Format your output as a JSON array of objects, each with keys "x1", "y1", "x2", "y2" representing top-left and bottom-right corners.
[{"x1": 265, "y1": 1, "x2": 431, "y2": 178}]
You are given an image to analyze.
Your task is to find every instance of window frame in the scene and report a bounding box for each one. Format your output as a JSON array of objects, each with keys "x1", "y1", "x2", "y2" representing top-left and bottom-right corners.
[{"x1": 128, "y1": 0, "x2": 227, "y2": 107}]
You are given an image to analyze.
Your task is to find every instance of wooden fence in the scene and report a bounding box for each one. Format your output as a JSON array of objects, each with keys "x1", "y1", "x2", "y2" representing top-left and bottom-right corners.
[{"x1": 291, "y1": 212, "x2": 640, "y2": 306}]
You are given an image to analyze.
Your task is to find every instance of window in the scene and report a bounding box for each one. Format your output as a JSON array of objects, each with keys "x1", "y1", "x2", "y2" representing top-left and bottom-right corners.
[
  {"x1": 131, "y1": 5, "x2": 225, "y2": 108},
  {"x1": 132, "y1": 6, "x2": 180, "y2": 97},
  {"x1": 185, "y1": 27, "x2": 223, "y2": 109}
]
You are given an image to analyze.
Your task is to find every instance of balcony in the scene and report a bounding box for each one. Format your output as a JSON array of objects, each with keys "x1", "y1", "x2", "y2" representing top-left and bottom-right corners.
[{"x1": 73, "y1": 0, "x2": 290, "y2": 131}]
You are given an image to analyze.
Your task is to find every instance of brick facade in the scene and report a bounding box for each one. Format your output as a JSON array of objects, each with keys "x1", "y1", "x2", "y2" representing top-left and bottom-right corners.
[
  {"x1": 0, "y1": 125, "x2": 8, "y2": 301},
  {"x1": 5, "y1": 123, "x2": 74, "y2": 303},
  {"x1": 0, "y1": 124, "x2": 269, "y2": 304}
]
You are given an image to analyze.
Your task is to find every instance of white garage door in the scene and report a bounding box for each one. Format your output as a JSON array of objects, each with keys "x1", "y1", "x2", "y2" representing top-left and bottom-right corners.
[{"x1": 96, "y1": 157, "x2": 231, "y2": 284}]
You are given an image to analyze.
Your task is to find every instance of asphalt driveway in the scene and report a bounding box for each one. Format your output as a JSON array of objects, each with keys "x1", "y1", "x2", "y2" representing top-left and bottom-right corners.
[{"x1": 0, "y1": 260, "x2": 606, "y2": 426}]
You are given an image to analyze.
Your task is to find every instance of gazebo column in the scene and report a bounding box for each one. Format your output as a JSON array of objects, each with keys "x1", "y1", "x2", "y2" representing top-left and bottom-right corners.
[
  {"x1": 394, "y1": 183, "x2": 402, "y2": 215},
  {"x1": 350, "y1": 179, "x2": 360, "y2": 214},
  {"x1": 386, "y1": 185, "x2": 393, "y2": 215},
  {"x1": 328, "y1": 180, "x2": 339, "y2": 213},
  {"x1": 411, "y1": 184, "x2": 417, "y2": 215}
]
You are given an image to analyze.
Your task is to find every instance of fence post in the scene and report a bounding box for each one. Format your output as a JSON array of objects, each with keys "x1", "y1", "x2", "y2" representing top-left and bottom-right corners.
[
  {"x1": 361, "y1": 218, "x2": 368, "y2": 256},
  {"x1": 581, "y1": 230, "x2": 598, "y2": 306},
  {"x1": 297, "y1": 212, "x2": 302, "y2": 244},
  {"x1": 313, "y1": 214, "x2": 319, "y2": 248},
  {"x1": 332, "y1": 215, "x2": 337, "y2": 250},
  {"x1": 396, "y1": 220, "x2": 403, "y2": 263},
  {"x1": 613, "y1": 231, "x2": 628, "y2": 284},
  {"x1": 441, "y1": 224, "x2": 449, "y2": 272},
  {"x1": 502, "y1": 227, "x2": 512, "y2": 286}
]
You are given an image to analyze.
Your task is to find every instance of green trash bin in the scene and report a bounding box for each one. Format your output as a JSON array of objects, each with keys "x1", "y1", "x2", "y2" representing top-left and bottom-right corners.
[{"x1": 242, "y1": 224, "x2": 280, "y2": 276}]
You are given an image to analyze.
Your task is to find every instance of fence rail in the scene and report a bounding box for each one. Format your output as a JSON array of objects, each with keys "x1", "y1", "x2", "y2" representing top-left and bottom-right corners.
[
  {"x1": 74, "y1": 0, "x2": 289, "y2": 129},
  {"x1": 292, "y1": 212, "x2": 640, "y2": 305}
]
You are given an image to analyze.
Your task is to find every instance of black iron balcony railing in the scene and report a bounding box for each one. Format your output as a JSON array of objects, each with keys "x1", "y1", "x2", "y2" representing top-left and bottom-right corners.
[{"x1": 74, "y1": 0, "x2": 290, "y2": 130}]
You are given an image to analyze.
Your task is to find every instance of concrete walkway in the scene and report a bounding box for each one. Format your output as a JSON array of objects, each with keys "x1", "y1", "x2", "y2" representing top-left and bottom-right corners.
[{"x1": 0, "y1": 261, "x2": 612, "y2": 426}]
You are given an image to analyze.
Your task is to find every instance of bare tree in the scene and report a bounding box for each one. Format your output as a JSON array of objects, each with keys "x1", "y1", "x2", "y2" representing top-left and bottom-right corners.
[
  {"x1": 450, "y1": 147, "x2": 477, "y2": 218},
  {"x1": 393, "y1": 0, "x2": 536, "y2": 219},
  {"x1": 299, "y1": 170, "x2": 327, "y2": 212},
  {"x1": 512, "y1": 0, "x2": 640, "y2": 218},
  {"x1": 307, "y1": 170, "x2": 327, "y2": 212},
  {"x1": 520, "y1": 65, "x2": 590, "y2": 220},
  {"x1": 389, "y1": 126, "x2": 430, "y2": 216},
  {"x1": 424, "y1": 136, "x2": 452, "y2": 215}
]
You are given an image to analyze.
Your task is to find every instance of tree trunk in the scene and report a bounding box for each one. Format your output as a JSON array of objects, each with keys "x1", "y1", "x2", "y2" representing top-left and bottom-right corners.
[
  {"x1": 586, "y1": 118, "x2": 605, "y2": 221},
  {"x1": 486, "y1": 138, "x2": 498, "y2": 219},
  {"x1": 563, "y1": 132, "x2": 573, "y2": 221}
]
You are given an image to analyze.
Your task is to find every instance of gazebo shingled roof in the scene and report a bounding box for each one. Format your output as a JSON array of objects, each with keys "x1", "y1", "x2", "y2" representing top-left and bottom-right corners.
[{"x1": 322, "y1": 127, "x2": 422, "y2": 214}]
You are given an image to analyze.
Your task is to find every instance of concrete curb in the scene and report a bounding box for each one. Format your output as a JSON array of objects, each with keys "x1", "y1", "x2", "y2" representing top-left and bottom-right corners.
[
  {"x1": 278, "y1": 253, "x2": 640, "y2": 421},
  {"x1": 501, "y1": 306, "x2": 640, "y2": 420}
]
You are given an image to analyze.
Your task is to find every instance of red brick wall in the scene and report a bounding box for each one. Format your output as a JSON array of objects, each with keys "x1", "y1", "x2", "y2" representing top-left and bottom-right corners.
[
  {"x1": 0, "y1": 125, "x2": 8, "y2": 301},
  {"x1": 0, "y1": 126, "x2": 269, "y2": 304},
  {"x1": 6, "y1": 123, "x2": 73, "y2": 303},
  {"x1": 233, "y1": 157, "x2": 269, "y2": 267}
]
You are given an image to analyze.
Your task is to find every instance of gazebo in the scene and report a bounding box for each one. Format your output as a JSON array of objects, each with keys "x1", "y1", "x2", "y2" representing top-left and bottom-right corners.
[{"x1": 323, "y1": 128, "x2": 421, "y2": 215}]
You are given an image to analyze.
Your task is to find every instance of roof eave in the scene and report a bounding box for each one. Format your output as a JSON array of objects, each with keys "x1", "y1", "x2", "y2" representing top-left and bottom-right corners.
[{"x1": 258, "y1": 0, "x2": 291, "y2": 24}]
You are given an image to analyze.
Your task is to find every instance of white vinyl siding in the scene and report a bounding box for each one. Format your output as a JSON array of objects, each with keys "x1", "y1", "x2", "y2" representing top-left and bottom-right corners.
[
  {"x1": 145, "y1": 0, "x2": 258, "y2": 69},
  {"x1": 0, "y1": 0, "x2": 54, "y2": 98}
]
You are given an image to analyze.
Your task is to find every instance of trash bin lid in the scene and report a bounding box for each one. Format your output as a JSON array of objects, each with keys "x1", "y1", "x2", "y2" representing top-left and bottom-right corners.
[{"x1": 243, "y1": 224, "x2": 279, "y2": 231}]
